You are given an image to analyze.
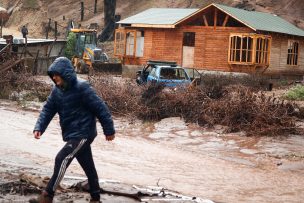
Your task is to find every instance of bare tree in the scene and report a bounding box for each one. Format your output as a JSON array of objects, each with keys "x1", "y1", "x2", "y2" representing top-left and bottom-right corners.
[{"x1": 99, "y1": 0, "x2": 116, "y2": 42}]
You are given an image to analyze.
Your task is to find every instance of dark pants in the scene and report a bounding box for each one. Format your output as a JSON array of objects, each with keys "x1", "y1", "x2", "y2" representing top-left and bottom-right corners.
[{"x1": 45, "y1": 138, "x2": 100, "y2": 200}]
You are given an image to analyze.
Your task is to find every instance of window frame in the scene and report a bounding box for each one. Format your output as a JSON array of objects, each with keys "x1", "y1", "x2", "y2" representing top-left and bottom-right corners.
[
  {"x1": 114, "y1": 29, "x2": 145, "y2": 58},
  {"x1": 114, "y1": 29, "x2": 126, "y2": 56},
  {"x1": 287, "y1": 40, "x2": 299, "y2": 66},
  {"x1": 228, "y1": 33, "x2": 271, "y2": 66}
]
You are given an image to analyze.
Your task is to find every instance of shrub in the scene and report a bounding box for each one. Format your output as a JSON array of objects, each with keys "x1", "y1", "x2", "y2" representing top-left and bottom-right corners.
[
  {"x1": 284, "y1": 85, "x2": 304, "y2": 101},
  {"x1": 64, "y1": 32, "x2": 76, "y2": 60}
]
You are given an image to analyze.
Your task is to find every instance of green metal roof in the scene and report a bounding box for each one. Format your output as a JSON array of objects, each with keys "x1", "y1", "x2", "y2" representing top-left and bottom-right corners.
[
  {"x1": 117, "y1": 8, "x2": 198, "y2": 27},
  {"x1": 117, "y1": 3, "x2": 304, "y2": 37},
  {"x1": 213, "y1": 3, "x2": 304, "y2": 37}
]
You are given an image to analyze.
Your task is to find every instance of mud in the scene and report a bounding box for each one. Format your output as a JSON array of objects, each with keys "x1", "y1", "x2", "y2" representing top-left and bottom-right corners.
[{"x1": 0, "y1": 100, "x2": 303, "y2": 203}]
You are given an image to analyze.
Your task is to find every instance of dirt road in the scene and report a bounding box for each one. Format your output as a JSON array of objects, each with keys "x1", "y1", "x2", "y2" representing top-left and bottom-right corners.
[{"x1": 0, "y1": 100, "x2": 303, "y2": 203}]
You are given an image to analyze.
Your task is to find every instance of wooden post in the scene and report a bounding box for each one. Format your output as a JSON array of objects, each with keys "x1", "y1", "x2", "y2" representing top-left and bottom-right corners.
[
  {"x1": 203, "y1": 15, "x2": 208, "y2": 26},
  {"x1": 54, "y1": 21, "x2": 58, "y2": 39},
  {"x1": 33, "y1": 50, "x2": 40, "y2": 75},
  {"x1": 81, "y1": 2, "x2": 84, "y2": 21},
  {"x1": 94, "y1": 0, "x2": 97, "y2": 14},
  {"x1": 252, "y1": 36, "x2": 256, "y2": 64},
  {"x1": 222, "y1": 15, "x2": 229, "y2": 26},
  {"x1": 46, "y1": 18, "x2": 51, "y2": 39},
  {"x1": 240, "y1": 35, "x2": 243, "y2": 62},
  {"x1": 261, "y1": 38, "x2": 265, "y2": 64},
  {"x1": 267, "y1": 37, "x2": 271, "y2": 65},
  {"x1": 228, "y1": 35, "x2": 232, "y2": 63},
  {"x1": 214, "y1": 8, "x2": 217, "y2": 29},
  {"x1": 133, "y1": 31, "x2": 137, "y2": 56}
]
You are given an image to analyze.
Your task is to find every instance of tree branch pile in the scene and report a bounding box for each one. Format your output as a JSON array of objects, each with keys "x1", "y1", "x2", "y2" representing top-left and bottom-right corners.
[
  {"x1": 91, "y1": 74, "x2": 302, "y2": 136},
  {"x1": 0, "y1": 71, "x2": 50, "y2": 101}
]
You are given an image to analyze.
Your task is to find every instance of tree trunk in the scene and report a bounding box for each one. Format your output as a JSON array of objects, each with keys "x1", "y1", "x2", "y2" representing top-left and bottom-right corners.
[{"x1": 99, "y1": 0, "x2": 116, "y2": 42}]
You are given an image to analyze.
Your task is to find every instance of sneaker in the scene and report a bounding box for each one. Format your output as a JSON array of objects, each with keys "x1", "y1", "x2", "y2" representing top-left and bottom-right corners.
[{"x1": 29, "y1": 190, "x2": 53, "y2": 203}]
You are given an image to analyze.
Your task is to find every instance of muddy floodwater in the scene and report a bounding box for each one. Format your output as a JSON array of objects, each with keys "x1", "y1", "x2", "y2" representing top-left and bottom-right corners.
[{"x1": 0, "y1": 100, "x2": 303, "y2": 203}]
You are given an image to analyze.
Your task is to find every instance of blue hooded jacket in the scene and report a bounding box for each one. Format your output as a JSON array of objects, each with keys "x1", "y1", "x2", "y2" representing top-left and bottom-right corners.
[{"x1": 34, "y1": 57, "x2": 115, "y2": 141}]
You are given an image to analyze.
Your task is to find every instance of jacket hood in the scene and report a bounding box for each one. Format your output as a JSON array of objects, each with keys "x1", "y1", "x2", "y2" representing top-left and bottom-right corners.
[{"x1": 48, "y1": 57, "x2": 77, "y2": 87}]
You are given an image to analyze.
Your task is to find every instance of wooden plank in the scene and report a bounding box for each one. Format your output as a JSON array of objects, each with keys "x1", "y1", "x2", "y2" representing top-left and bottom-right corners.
[
  {"x1": 214, "y1": 8, "x2": 217, "y2": 29},
  {"x1": 233, "y1": 36, "x2": 237, "y2": 61},
  {"x1": 240, "y1": 36, "x2": 243, "y2": 62},
  {"x1": 133, "y1": 31, "x2": 137, "y2": 56},
  {"x1": 246, "y1": 37, "x2": 249, "y2": 62},
  {"x1": 114, "y1": 30, "x2": 118, "y2": 56},
  {"x1": 203, "y1": 15, "x2": 209, "y2": 26},
  {"x1": 222, "y1": 15, "x2": 229, "y2": 26},
  {"x1": 131, "y1": 24, "x2": 175, "y2": 28},
  {"x1": 182, "y1": 46, "x2": 194, "y2": 67},
  {"x1": 252, "y1": 36, "x2": 257, "y2": 64},
  {"x1": 228, "y1": 35, "x2": 232, "y2": 62},
  {"x1": 261, "y1": 38, "x2": 265, "y2": 64}
]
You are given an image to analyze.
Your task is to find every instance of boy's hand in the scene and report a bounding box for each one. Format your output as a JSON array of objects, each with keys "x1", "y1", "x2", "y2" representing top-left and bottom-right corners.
[
  {"x1": 34, "y1": 131, "x2": 42, "y2": 139},
  {"x1": 106, "y1": 135, "x2": 115, "y2": 141}
]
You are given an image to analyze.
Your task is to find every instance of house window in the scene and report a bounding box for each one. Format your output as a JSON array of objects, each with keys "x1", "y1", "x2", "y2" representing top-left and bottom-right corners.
[
  {"x1": 136, "y1": 31, "x2": 144, "y2": 57},
  {"x1": 229, "y1": 35, "x2": 253, "y2": 63},
  {"x1": 114, "y1": 30, "x2": 125, "y2": 56},
  {"x1": 256, "y1": 37, "x2": 270, "y2": 65},
  {"x1": 114, "y1": 29, "x2": 144, "y2": 57},
  {"x1": 229, "y1": 34, "x2": 271, "y2": 65},
  {"x1": 287, "y1": 40, "x2": 299, "y2": 65},
  {"x1": 126, "y1": 31, "x2": 136, "y2": 56},
  {"x1": 183, "y1": 32, "x2": 195, "y2": 47}
]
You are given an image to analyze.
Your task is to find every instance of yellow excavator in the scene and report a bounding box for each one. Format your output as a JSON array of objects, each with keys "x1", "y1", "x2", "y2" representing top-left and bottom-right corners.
[{"x1": 69, "y1": 28, "x2": 108, "y2": 73}]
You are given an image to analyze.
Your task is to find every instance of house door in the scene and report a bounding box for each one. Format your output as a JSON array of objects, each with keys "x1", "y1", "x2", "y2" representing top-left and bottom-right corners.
[{"x1": 182, "y1": 32, "x2": 195, "y2": 67}]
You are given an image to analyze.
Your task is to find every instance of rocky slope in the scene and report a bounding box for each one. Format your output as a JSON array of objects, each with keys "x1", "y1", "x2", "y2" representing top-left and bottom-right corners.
[{"x1": 0, "y1": 0, "x2": 303, "y2": 38}]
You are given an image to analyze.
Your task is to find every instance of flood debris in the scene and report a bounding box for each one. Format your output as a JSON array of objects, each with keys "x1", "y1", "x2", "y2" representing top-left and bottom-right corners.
[
  {"x1": 0, "y1": 68, "x2": 302, "y2": 137},
  {"x1": 0, "y1": 71, "x2": 51, "y2": 103},
  {"x1": 0, "y1": 179, "x2": 41, "y2": 196},
  {"x1": 0, "y1": 174, "x2": 214, "y2": 202},
  {"x1": 69, "y1": 178, "x2": 214, "y2": 203},
  {"x1": 91, "y1": 74, "x2": 303, "y2": 136}
]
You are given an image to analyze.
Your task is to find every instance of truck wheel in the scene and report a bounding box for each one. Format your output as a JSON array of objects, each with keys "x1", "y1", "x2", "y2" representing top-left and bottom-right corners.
[{"x1": 77, "y1": 60, "x2": 89, "y2": 74}]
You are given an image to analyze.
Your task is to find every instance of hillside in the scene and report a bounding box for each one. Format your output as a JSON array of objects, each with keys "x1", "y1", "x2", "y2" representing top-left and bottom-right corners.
[{"x1": 0, "y1": 0, "x2": 304, "y2": 39}]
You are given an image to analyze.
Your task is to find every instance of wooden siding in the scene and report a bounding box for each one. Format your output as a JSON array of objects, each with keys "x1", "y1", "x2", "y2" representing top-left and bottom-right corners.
[
  {"x1": 132, "y1": 26, "x2": 251, "y2": 71},
  {"x1": 121, "y1": 26, "x2": 304, "y2": 76},
  {"x1": 266, "y1": 34, "x2": 304, "y2": 75}
]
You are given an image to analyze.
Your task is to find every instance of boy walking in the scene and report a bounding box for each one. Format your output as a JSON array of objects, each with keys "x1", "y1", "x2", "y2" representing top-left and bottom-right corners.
[{"x1": 31, "y1": 57, "x2": 115, "y2": 203}]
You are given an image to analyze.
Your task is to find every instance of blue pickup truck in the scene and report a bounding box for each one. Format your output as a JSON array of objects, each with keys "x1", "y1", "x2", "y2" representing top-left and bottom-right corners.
[{"x1": 136, "y1": 60, "x2": 201, "y2": 87}]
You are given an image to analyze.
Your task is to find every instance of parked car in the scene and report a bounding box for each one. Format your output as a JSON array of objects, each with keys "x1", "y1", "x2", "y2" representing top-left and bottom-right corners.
[{"x1": 136, "y1": 60, "x2": 201, "y2": 87}]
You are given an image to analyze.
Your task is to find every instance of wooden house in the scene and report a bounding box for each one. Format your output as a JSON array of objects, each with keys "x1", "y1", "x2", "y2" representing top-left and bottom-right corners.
[{"x1": 114, "y1": 3, "x2": 304, "y2": 78}]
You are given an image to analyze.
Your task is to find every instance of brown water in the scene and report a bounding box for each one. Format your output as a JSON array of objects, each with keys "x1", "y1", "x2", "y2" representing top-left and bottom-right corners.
[{"x1": 0, "y1": 101, "x2": 303, "y2": 203}]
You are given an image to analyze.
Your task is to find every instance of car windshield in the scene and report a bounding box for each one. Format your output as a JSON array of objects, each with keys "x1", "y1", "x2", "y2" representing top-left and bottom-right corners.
[{"x1": 159, "y1": 67, "x2": 188, "y2": 80}]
